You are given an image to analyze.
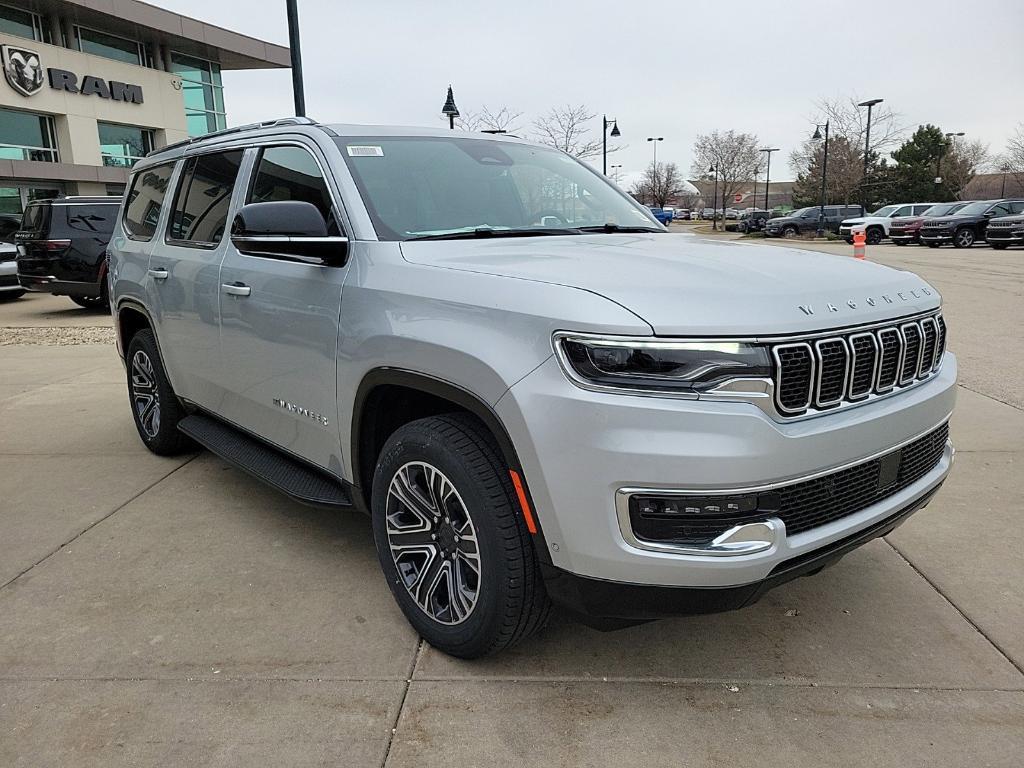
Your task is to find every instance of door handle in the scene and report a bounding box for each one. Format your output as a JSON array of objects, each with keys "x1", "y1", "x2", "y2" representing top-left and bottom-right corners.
[
  {"x1": 222, "y1": 282, "x2": 251, "y2": 297},
  {"x1": 148, "y1": 267, "x2": 169, "y2": 280}
]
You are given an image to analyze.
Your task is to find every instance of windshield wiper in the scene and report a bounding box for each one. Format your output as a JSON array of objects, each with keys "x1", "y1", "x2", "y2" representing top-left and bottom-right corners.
[
  {"x1": 406, "y1": 227, "x2": 581, "y2": 241},
  {"x1": 576, "y1": 224, "x2": 663, "y2": 234}
]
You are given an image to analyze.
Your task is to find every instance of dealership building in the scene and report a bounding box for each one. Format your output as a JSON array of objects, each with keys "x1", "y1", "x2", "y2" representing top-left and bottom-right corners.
[{"x1": 0, "y1": 0, "x2": 288, "y2": 215}]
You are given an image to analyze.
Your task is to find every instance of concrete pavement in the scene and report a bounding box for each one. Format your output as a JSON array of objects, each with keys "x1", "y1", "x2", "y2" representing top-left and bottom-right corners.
[{"x1": 1, "y1": 242, "x2": 1022, "y2": 766}]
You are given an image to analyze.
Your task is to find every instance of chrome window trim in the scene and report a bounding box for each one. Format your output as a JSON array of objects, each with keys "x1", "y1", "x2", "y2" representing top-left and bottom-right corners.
[
  {"x1": 847, "y1": 331, "x2": 879, "y2": 400},
  {"x1": 898, "y1": 322, "x2": 923, "y2": 386},
  {"x1": 772, "y1": 342, "x2": 815, "y2": 414},
  {"x1": 812, "y1": 337, "x2": 850, "y2": 408}
]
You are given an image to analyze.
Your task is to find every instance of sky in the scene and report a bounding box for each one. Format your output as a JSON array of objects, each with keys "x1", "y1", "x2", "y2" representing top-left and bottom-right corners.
[{"x1": 160, "y1": 0, "x2": 1024, "y2": 183}]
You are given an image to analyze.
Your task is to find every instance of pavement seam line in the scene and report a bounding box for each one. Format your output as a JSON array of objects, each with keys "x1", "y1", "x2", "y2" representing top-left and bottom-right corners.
[
  {"x1": 956, "y1": 383, "x2": 1023, "y2": 412},
  {"x1": 0, "y1": 454, "x2": 198, "y2": 592},
  {"x1": 885, "y1": 538, "x2": 1024, "y2": 678},
  {"x1": 380, "y1": 639, "x2": 424, "y2": 767}
]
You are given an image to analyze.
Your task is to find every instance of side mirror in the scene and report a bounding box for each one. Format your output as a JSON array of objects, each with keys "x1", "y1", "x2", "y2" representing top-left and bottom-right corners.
[{"x1": 230, "y1": 201, "x2": 348, "y2": 266}]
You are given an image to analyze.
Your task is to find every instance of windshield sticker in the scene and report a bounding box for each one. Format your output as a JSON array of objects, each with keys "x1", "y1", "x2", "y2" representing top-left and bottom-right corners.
[{"x1": 347, "y1": 145, "x2": 384, "y2": 157}]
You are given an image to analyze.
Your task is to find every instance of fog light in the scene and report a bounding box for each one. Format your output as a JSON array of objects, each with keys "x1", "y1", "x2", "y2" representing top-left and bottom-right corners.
[{"x1": 635, "y1": 492, "x2": 779, "y2": 517}]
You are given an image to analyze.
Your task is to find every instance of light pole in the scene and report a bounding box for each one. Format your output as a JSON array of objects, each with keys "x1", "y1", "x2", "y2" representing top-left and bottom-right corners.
[
  {"x1": 647, "y1": 136, "x2": 664, "y2": 168},
  {"x1": 609, "y1": 164, "x2": 623, "y2": 184},
  {"x1": 647, "y1": 137, "x2": 664, "y2": 206},
  {"x1": 441, "y1": 85, "x2": 459, "y2": 130},
  {"x1": 602, "y1": 116, "x2": 621, "y2": 176},
  {"x1": 858, "y1": 98, "x2": 883, "y2": 210},
  {"x1": 709, "y1": 164, "x2": 719, "y2": 231},
  {"x1": 935, "y1": 131, "x2": 964, "y2": 189},
  {"x1": 285, "y1": 0, "x2": 305, "y2": 117},
  {"x1": 812, "y1": 121, "x2": 830, "y2": 237},
  {"x1": 760, "y1": 147, "x2": 779, "y2": 212},
  {"x1": 1001, "y1": 163, "x2": 1010, "y2": 197}
]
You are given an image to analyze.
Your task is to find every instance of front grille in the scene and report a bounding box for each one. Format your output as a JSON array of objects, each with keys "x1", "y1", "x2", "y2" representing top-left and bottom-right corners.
[
  {"x1": 629, "y1": 422, "x2": 949, "y2": 546},
  {"x1": 772, "y1": 312, "x2": 945, "y2": 416}
]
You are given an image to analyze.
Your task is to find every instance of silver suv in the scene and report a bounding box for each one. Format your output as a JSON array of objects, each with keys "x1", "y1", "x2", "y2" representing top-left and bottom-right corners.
[{"x1": 109, "y1": 118, "x2": 956, "y2": 657}]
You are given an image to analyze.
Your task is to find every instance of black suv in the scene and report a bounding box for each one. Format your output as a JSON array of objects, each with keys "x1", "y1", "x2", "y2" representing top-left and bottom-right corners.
[
  {"x1": 764, "y1": 205, "x2": 864, "y2": 238},
  {"x1": 737, "y1": 209, "x2": 772, "y2": 233},
  {"x1": 15, "y1": 196, "x2": 120, "y2": 308},
  {"x1": 918, "y1": 199, "x2": 1024, "y2": 249},
  {"x1": 985, "y1": 213, "x2": 1024, "y2": 249}
]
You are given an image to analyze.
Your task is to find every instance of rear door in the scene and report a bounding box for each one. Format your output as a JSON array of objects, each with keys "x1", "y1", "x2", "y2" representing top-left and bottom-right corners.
[
  {"x1": 217, "y1": 142, "x2": 349, "y2": 471},
  {"x1": 58, "y1": 202, "x2": 118, "y2": 284},
  {"x1": 149, "y1": 148, "x2": 245, "y2": 409}
]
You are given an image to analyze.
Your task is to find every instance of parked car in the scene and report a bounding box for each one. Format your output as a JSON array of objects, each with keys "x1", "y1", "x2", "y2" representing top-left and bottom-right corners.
[
  {"x1": 737, "y1": 210, "x2": 771, "y2": 233},
  {"x1": 765, "y1": 205, "x2": 864, "y2": 238},
  {"x1": 648, "y1": 207, "x2": 673, "y2": 225},
  {"x1": 724, "y1": 208, "x2": 740, "y2": 220},
  {"x1": 15, "y1": 196, "x2": 121, "y2": 308},
  {"x1": 919, "y1": 199, "x2": 1024, "y2": 248},
  {"x1": 984, "y1": 213, "x2": 1024, "y2": 249},
  {"x1": 839, "y1": 203, "x2": 937, "y2": 244},
  {"x1": 110, "y1": 119, "x2": 955, "y2": 658},
  {"x1": 701, "y1": 207, "x2": 715, "y2": 219},
  {"x1": 674, "y1": 208, "x2": 690, "y2": 222},
  {"x1": 889, "y1": 202, "x2": 971, "y2": 246},
  {"x1": 0, "y1": 240, "x2": 22, "y2": 301}
]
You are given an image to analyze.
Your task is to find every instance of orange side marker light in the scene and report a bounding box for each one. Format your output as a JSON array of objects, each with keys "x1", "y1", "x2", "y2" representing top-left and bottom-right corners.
[{"x1": 509, "y1": 470, "x2": 538, "y2": 534}]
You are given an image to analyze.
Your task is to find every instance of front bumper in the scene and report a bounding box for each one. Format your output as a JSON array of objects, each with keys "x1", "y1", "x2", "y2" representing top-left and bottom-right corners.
[
  {"x1": 0, "y1": 260, "x2": 21, "y2": 291},
  {"x1": 890, "y1": 232, "x2": 918, "y2": 242},
  {"x1": 986, "y1": 233, "x2": 1024, "y2": 245},
  {"x1": 919, "y1": 231, "x2": 953, "y2": 243},
  {"x1": 496, "y1": 352, "x2": 957, "y2": 592}
]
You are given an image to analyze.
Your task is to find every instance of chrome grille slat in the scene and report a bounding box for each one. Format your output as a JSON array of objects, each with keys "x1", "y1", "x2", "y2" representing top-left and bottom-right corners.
[{"x1": 772, "y1": 312, "x2": 944, "y2": 417}]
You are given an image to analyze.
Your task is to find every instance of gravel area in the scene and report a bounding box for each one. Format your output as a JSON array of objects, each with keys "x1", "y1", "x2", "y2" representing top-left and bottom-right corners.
[{"x1": 0, "y1": 327, "x2": 116, "y2": 346}]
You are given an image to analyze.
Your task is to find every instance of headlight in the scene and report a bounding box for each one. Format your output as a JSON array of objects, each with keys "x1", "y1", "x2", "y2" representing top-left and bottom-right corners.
[{"x1": 554, "y1": 334, "x2": 771, "y2": 395}]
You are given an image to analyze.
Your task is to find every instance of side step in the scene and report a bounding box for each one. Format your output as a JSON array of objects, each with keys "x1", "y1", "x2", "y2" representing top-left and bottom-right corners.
[{"x1": 178, "y1": 413, "x2": 352, "y2": 509}]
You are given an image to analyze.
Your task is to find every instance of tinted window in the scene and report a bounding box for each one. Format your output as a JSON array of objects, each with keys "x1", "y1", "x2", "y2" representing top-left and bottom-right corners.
[
  {"x1": 124, "y1": 162, "x2": 175, "y2": 241},
  {"x1": 248, "y1": 146, "x2": 339, "y2": 234},
  {"x1": 1009, "y1": 201, "x2": 1024, "y2": 214},
  {"x1": 168, "y1": 150, "x2": 244, "y2": 245},
  {"x1": 893, "y1": 206, "x2": 912, "y2": 217},
  {"x1": 19, "y1": 203, "x2": 48, "y2": 233},
  {"x1": 989, "y1": 204, "x2": 1011, "y2": 216},
  {"x1": 912, "y1": 205, "x2": 932, "y2": 215},
  {"x1": 64, "y1": 205, "x2": 116, "y2": 234}
]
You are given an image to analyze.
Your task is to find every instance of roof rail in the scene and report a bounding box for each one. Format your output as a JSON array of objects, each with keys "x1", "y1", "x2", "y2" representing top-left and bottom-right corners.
[{"x1": 146, "y1": 116, "x2": 318, "y2": 157}]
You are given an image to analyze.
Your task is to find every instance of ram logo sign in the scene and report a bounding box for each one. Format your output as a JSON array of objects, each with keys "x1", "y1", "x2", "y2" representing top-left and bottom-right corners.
[{"x1": 1, "y1": 44, "x2": 144, "y2": 103}]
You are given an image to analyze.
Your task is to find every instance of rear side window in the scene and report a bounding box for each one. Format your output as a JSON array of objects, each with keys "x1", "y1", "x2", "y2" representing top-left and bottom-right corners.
[
  {"x1": 124, "y1": 163, "x2": 175, "y2": 241},
  {"x1": 912, "y1": 205, "x2": 932, "y2": 215},
  {"x1": 1009, "y1": 202, "x2": 1024, "y2": 214},
  {"x1": 168, "y1": 150, "x2": 244, "y2": 245},
  {"x1": 248, "y1": 146, "x2": 340, "y2": 234},
  {"x1": 20, "y1": 203, "x2": 49, "y2": 234},
  {"x1": 64, "y1": 205, "x2": 117, "y2": 235}
]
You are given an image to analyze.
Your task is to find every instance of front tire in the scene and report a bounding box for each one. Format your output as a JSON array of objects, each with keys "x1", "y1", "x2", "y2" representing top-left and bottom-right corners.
[
  {"x1": 866, "y1": 227, "x2": 884, "y2": 245},
  {"x1": 783, "y1": 226, "x2": 798, "y2": 238},
  {"x1": 371, "y1": 414, "x2": 550, "y2": 658},
  {"x1": 953, "y1": 228, "x2": 975, "y2": 248},
  {"x1": 926, "y1": 242, "x2": 940, "y2": 248},
  {"x1": 125, "y1": 329, "x2": 193, "y2": 455}
]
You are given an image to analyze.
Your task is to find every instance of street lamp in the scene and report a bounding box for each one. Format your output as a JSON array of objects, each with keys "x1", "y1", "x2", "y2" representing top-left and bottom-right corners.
[
  {"x1": 1001, "y1": 163, "x2": 1011, "y2": 197},
  {"x1": 812, "y1": 120, "x2": 830, "y2": 237},
  {"x1": 935, "y1": 131, "x2": 964, "y2": 185},
  {"x1": 858, "y1": 98, "x2": 883, "y2": 209},
  {"x1": 760, "y1": 147, "x2": 780, "y2": 212},
  {"x1": 602, "y1": 116, "x2": 621, "y2": 176},
  {"x1": 709, "y1": 164, "x2": 719, "y2": 231},
  {"x1": 647, "y1": 136, "x2": 664, "y2": 168},
  {"x1": 609, "y1": 163, "x2": 623, "y2": 184},
  {"x1": 441, "y1": 85, "x2": 459, "y2": 130}
]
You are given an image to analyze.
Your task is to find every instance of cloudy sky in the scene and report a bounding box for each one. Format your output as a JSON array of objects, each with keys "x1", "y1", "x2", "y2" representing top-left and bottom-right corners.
[{"x1": 162, "y1": 0, "x2": 1023, "y2": 181}]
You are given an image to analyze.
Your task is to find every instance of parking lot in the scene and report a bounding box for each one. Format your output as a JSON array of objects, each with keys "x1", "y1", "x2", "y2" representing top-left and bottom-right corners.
[{"x1": 1, "y1": 239, "x2": 1022, "y2": 766}]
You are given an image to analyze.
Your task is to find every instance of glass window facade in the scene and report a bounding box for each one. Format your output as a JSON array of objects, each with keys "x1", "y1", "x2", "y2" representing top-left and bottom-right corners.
[
  {"x1": 0, "y1": 4, "x2": 46, "y2": 41},
  {"x1": 76, "y1": 26, "x2": 143, "y2": 65},
  {"x1": 98, "y1": 122, "x2": 154, "y2": 168},
  {"x1": 0, "y1": 108, "x2": 58, "y2": 162},
  {"x1": 170, "y1": 52, "x2": 227, "y2": 137}
]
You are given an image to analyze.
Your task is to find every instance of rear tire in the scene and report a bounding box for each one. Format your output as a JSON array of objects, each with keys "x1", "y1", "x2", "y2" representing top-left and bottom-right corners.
[
  {"x1": 371, "y1": 413, "x2": 551, "y2": 658},
  {"x1": 70, "y1": 281, "x2": 109, "y2": 310},
  {"x1": 125, "y1": 329, "x2": 193, "y2": 455},
  {"x1": 0, "y1": 289, "x2": 25, "y2": 301}
]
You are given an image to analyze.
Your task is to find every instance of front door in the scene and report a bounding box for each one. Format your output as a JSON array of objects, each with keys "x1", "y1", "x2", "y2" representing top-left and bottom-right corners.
[{"x1": 217, "y1": 143, "x2": 349, "y2": 473}]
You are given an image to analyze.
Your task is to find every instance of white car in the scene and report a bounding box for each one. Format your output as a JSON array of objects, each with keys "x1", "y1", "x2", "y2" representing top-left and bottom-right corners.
[
  {"x1": 840, "y1": 203, "x2": 937, "y2": 244},
  {"x1": 0, "y1": 241, "x2": 24, "y2": 301}
]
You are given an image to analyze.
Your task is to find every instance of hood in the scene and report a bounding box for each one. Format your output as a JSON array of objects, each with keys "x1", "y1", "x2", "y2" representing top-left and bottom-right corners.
[
  {"x1": 928, "y1": 214, "x2": 977, "y2": 225},
  {"x1": 400, "y1": 232, "x2": 939, "y2": 336},
  {"x1": 842, "y1": 218, "x2": 867, "y2": 225}
]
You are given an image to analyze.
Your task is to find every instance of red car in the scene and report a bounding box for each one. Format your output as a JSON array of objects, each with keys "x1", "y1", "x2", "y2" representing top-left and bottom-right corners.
[{"x1": 889, "y1": 201, "x2": 971, "y2": 245}]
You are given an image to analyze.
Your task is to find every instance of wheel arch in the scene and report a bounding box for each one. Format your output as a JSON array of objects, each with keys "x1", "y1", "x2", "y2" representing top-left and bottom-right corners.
[
  {"x1": 350, "y1": 368, "x2": 552, "y2": 561},
  {"x1": 114, "y1": 299, "x2": 154, "y2": 360}
]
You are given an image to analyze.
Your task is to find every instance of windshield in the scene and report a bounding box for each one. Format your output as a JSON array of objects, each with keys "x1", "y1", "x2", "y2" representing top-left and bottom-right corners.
[
  {"x1": 921, "y1": 202, "x2": 965, "y2": 217},
  {"x1": 336, "y1": 136, "x2": 661, "y2": 240},
  {"x1": 868, "y1": 205, "x2": 898, "y2": 217},
  {"x1": 950, "y1": 202, "x2": 991, "y2": 217}
]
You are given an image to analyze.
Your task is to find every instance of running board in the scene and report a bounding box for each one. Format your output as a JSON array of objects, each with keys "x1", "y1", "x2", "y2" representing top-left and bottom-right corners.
[{"x1": 177, "y1": 414, "x2": 352, "y2": 509}]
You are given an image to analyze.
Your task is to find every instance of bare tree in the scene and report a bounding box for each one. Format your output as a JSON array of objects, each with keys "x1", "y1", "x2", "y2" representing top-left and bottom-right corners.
[
  {"x1": 455, "y1": 105, "x2": 524, "y2": 134},
  {"x1": 1003, "y1": 123, "x2": 1024, "y2": 188},
  {"x1": 631, "y1": 162, "x2": 686, "y2": 208},
  {"x1": 690, "y1": 130, "x2": 761, "y2": 212},
  {"x1": 943, "y1": 139, "x2": 992, "y2": 200},
  {"x1": 533, "y1": 104, "x2": 606, "y2": 159}
]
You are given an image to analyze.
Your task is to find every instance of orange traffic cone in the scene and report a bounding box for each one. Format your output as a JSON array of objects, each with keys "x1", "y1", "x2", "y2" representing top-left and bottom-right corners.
[{"x1": 853, "y1": 230, "x2": 866, "y2": 260}]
